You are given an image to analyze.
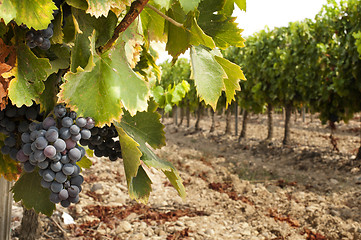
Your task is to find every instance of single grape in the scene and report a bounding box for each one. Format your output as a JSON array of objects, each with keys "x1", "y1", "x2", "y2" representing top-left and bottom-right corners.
[
  {"x1": 23, "y1": 161, "x2": 35, "y2": 172},
  {"x1": 39, "y1": 38, "x2": 51, "y2": 50},
  {"x1": 43, "y1": 169, "x2": 56, "y2": 182},
  {"x1": 90, "y1": 127, "x2": 99, "y2": 136},
  {"x1": 35, "y1": 137, "x2": 48, "y2": 150},
  {"x1": 85, "y1": 117, "x2": 95, "y2": 129},
  {"x1": 60, "y1": 155, "x2": 70, "y2": 164},
  {"x1": 71, "y1": 133, "x2": 81, "y2": 142},
  {"x1": 68, "y1": 195, "x2": 79, "y2": 203},
  {"x1": 41, "y1": 179, "x2": 51, "y2": 189},
  {"x1": 50, "y1": 152, "x2": 62, "y2": 161},
  {"x1": 70, "y1": 175, "x2": 83, "y2": 186},
  {"x1": 25, "y1": 30, "x2": 35, "y2": 41},
  {"x1": 1, "y1": 145, "x2": 10, "y2": 155},
  {"x1": 54, "y1": 105, "x2": 67, "y2": 118},
  {"x1": 58, "y1": 189, "x2": 69, "y2": 200},
  {"x1": 38, "y1": 160, "x2": 50, "y2": 169},
  {"x1": 62, "y1": 163, "x2": 74, "y2": 176},
  {"x1": 50, "y1": 181, "x2": 63, "y2": 193},
  {"x1": 18, "y1": 121, "x2": 29, "y2": 133},
  {"x1": 59, "y1": 127, "x2": 71, "y2": 140},
  {"x1": 16, "y1": 150, "x2": 29, "y2": 163},
  {"x1": 60, "y1": 199, "x2": 71, "y2": 207},
  {"x1": 42, "y1": 117, "x2": 56, "y2": 130},
  {"x1": 28, "y1": 122, "x2": 40, "y2": 131},
  {"x1": 80, "y1": 129, "x2": 91, "y2": 140},
  {"x1": 65, "y1": 139, "x2": 76, "y2": 149},
  {"x1": 5, "y1": 121, "x2": 16, "y2": 132},
  {"x1": 34, "y1": 35, "x2": 44, "y2": 45},
  {"x1": 62, "y1": 117, "x2": 73, "y2": 128},
  {"x1": 30, "y1": 131, "x2": 38, "y2": 141},
  {"x1": 55, "y1": 171, "x2": 67, "y2": 183},
  {"x1": 50, "y1": 161, "x2": 63, "y2": 172},
  {"x1": 71, "y1": 164, "x2": 80, "y2": 177},
  {"x1": 68, "y1": 185, "x2": 79, "y2": 197},
  {"x1": 75, "y1": 117, "x2": 87, "y2": 128},
  {"x1": 69, "y1": 125, "x2": 80, "y2": 135},
  {"x1": 109, "y1": 152, "x2": 118, "y2": 161},
  {"x1": 41, "y1": 26, "x2": 53, "y2": 38},
  {"x1": 68, "y1": 148, "x2": 81, "y2": 161},
  {"x1": 99, "y1": 128, "x2": 108, "y2": 137},
  {"x1": 49, "y1": 192, "x2": 61, "y2": 204},
  {"x1": 44, "y1": 145, "x2": 57, "y2": 158},
  {"x1": 105, "y1": 138, "x2": 115, "y2": 148},
  {"x1": 31, "y1": 142, "x2": 37, "y2": 152},
  {"x1": 36, "y1": 129, "x2": 47, "y2": 138},
  {"x1": 45, "y1": 129, "x2": 58, "y2": 142},
  {"x1": 9, "y1": 148, "x2": 18, "y2": 160},
  {"x1": 53, "y1": 139, "x2": 66, "y2": 152},
  {"x1": 34, "y1": 150, "x2": 47, "y2": 162},
  {"x1": 22, "y1": 143, "x2": 32, "y2": 156},
  {"x1": 69, "y1": 111, "x2": 77, "y2": 120}
]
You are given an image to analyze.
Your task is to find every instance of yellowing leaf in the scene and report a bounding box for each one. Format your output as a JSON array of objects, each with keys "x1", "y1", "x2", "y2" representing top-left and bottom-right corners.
[{"x1": 86, "y1": 0, "x2": 131, "y2": 18}]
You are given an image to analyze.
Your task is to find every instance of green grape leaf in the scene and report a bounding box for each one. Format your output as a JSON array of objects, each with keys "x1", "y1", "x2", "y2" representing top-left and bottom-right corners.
[
  {"x1": 116, "y1": 127, "x2": 144, "y2": 198},
  {"x1": 85, "y1": 0, "x2": 130, "y2": 17},
  {"x1": 0, "y1": 0, "x2": 16, "y2": 24},
  {"x1": 51, "y1": 7, "x2": 63, "y2": 44},
  {"x1": 122, "y1": 18, "x2": 144, "y2": 69},
  {"x1": 129, "y1": 165, "x2": 152, "y2": 203},
  {"x1": 115, "y1": 102, "x2": 186, "y2": 199},
  {"x1": 48, "y1": 45, "x2": 71, "y2": 73},
  {"x1": 188, "y1": 17, "x2": 215, "y2": 49},
  {"x1": 179, "y1": 0, "x2": 202, "y2": 13},
  {"x1": 71, "y1": 33, "x2": 91, "y2": 72},
  {"x1": 234, "y1": 0, "x2": 246, "y2": 11},
  {"x1": 151, "y1": 0, "x2": 171, "y2": 10},
  {"x1": 12, "y1": 171, "x2": 56, "y2": 216},
  {"x1": 198, "y1": 0, "x2": 245, "y2": 49},
  {"x1": 4, "y1": 44, "x2": 52, "y2": 107},
  {"x1": 59, "y1": 34, "x2": 150, "y2": 126},
  {"x1": 354, "y1": 32, "x2": 361, "y2": 58},
  {"x1": 37, "y1": 73, "x2": 58, "y2": 115},
  {"x1": 77, "y1": 156, "x2": 92, "y2": 169},
  {"x1": 141, "y1": 7, "x2": 166, "y2": 42},
  {"x1": 171, "y1": 80, "x2": 190, "y2": 104},
  {"x1": 12, "y1": 0, "x2": 57, "y2": 30},
  {"x1": 0, "y1": 135, "x2": 20, "y2": 181},
  {"x1": 152, "y1": 86, "x2": 165, "y2": 106},
  {"x1": 190, "y1": 45, "x2": 226, "y2": 110},
  {"x1": 214, "y1": 55, "x2": 245, "y2": 106},
  {"x1": 66, "y1": 0, "x2": 89, "y2": 10},
  {"x1": 119, "y1": 102, "x2": 165, "y2": 149},
  {"x1": 165, "y1": 3, "x2": 190, "y2": 59}
]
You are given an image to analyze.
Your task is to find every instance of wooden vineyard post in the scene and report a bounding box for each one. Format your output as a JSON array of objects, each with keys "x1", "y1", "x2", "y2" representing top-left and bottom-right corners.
[
  {"x1": 235, "y1": 101, "x2": 238, "y2": 136},
  {"x1": 0, "y1": 177, "x2": 12, "y2": 240}
]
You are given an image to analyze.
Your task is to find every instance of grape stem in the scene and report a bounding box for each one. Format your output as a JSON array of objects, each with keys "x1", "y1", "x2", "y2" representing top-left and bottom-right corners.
[
  {"x1": 146, "y1": 4, "x2": 184, "y2": 28},
  {"x1": 99, "y1": 0, "x2": 149, "y2": 53}
]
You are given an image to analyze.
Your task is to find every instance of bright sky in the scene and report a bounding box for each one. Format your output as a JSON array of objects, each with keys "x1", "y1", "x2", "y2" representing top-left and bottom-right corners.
[
  {"x1": 156, "y1": 0, "x2": 330, "y2": 63},
  {"x1": 234, "y1": 0, "x2": 329, "y2": 36}
]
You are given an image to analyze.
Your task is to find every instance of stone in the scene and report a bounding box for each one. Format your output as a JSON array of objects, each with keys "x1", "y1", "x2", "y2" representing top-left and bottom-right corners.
[
  {"x1": 90, "y1": 183, "x2": 103, "y2": 192},
  {"x1": 116, "y1": 221, "x2": 133, "y2": 233},
  {"x1": 329, "y1": 178, "x2": 339, "y2": 185}
]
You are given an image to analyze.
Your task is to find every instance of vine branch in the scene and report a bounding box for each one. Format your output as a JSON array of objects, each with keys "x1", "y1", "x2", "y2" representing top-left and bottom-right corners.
[
  {"x1": 99, "y1": 0, "x2": 150, "y2": 53},
  {"x1": 145, "y1": 4, "x2": 184, "y2": 28}
]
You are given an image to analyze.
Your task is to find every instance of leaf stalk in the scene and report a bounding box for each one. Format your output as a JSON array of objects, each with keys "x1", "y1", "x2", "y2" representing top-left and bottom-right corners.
[
  {"x1": 99, "y1": 0, "x2": 150, "y2": 53},
  {"x1": 145, "y1": 4, "x2": 184, "y2": 28}
]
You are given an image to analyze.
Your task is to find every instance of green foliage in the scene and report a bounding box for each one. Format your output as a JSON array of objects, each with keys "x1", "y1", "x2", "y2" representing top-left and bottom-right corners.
[
  {"x1": 0, "y1": 0, "x2": 246, "y2": 211},
  {"x1": 12, "y1": 171, "x2": 56, "y2": 216}
]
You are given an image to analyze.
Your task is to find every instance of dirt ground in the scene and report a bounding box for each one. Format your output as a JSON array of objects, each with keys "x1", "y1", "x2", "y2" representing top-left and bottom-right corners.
[{"x1": 10, "y1": 112, "x2": 361, "y2": 240}]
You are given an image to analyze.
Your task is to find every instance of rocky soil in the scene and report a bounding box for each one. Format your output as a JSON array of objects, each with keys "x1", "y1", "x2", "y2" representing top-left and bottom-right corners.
[{"x1": 10, "y1": 112, "x2": 361, "y2": 240}]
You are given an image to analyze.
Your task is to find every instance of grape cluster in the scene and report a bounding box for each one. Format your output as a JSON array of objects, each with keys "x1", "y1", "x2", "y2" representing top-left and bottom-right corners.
[
  {"x1": 0, "y1": 103, "x2": 42, "y2": 160},
  {"x1": 17, "y1": 105, "x2": 95, "y2": 207},
  {"x1": 26, "y1": 24, "x2": 54, "y2": 50},
  {"x1": 80, "y1": 124, "x2": 122, "y2": 161}
]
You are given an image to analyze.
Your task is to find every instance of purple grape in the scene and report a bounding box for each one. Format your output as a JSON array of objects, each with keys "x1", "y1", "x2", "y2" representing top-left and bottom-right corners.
[
  {"x1": 44, "y1": 145, "x2": 56, "y2": 158},
  {"x1": 58, "y1": 189, "x2": 69, "y2": 200}
]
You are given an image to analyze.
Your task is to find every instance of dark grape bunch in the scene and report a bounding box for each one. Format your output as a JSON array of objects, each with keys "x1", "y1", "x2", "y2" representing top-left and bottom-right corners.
[
  {"x1": 0, "y1": 103, "x2": 42, "y2": 160},
  {"x1": 80, "y1": 124, "x2": 122, "y2": 161},
  {"x1": 26, "y1": 23, "x2": 54, "y2": 50},
  {"x1": 16, "y1": 104, "x2": 95, "y2": 208}
]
